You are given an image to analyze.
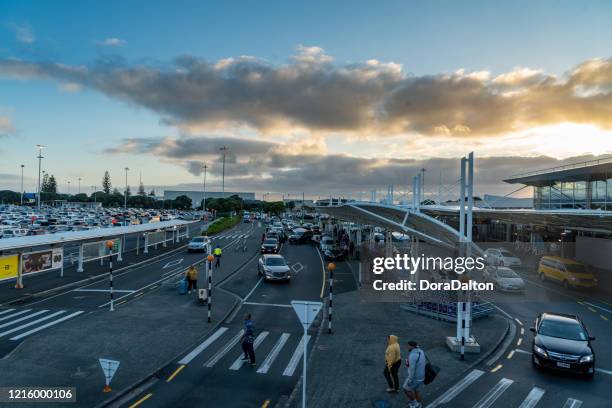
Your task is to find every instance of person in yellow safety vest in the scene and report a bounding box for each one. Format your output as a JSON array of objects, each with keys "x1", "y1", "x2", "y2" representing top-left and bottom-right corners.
[
  {"x1": 185, "y1": 265, "x2": 198, "y2": 294},
  {"x1": 213, "y1": 245, "x2": 222, "y2": 267}
]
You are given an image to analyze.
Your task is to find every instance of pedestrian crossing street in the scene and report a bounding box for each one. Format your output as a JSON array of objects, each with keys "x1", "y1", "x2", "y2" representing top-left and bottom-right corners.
[
  {"x1": 425, "y1": 369, "x2": 584, "y2": 408},
  {"x1": 211, "y1": 233, "x2": 252, "y2": 240},
  {"x1": 0, "y1": 308, "x2": 83, "y2": 341},
  {"x1": 178, "y1": 326, "x2": 311, "y2": 377}
]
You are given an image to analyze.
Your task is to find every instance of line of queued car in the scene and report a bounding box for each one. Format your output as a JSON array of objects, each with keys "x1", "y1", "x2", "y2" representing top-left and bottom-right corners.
[{"x1": 0, "y1": 204, "x2": 204, "y2": 239}]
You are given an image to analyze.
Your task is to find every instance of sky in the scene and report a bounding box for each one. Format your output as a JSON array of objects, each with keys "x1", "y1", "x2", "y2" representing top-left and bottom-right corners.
[{"x1": 1, "y1": 0, "x2": 612, "y2": 201}]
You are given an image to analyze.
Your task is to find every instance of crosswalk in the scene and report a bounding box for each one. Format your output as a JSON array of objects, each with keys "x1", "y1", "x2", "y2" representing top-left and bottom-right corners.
[
  {"x1": 426, "y1": 369, "x2": 583, "y2": 408},
  {"x1": 212, "y1": 233, "x2": 251, "y2": 240},
  {"x1": 0, "y1": 308, "x2": 84, "y2": 341},
  {"x1": 179, "y1": 326, "x2": 311, "y2": 377}
]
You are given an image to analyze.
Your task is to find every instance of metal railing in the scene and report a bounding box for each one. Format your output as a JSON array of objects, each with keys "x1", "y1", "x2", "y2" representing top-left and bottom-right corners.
[{"x1": 507, "y1": 156, "x2": 612, "y2": 180}]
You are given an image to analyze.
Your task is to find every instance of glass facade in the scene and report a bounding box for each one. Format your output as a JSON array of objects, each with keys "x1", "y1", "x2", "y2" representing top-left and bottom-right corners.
[{"x1": 534, "y1": 173, "x2": 612, "y2": 210}]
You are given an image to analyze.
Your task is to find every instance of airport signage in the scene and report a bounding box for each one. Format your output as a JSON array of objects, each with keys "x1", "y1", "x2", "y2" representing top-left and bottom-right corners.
[
  {"x1": 0, "y1": 255, "x2": 19, "y2": 281},
  {"x1": 20, "y1": 248, "x2": 63, "y2": 275}
]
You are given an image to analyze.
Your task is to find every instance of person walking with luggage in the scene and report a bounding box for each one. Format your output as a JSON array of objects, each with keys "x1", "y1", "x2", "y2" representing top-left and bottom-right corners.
[
  {"x1": 383, "y1": 334, "x2": 401, "y2": 393},
  {"x1": 240, "y1": 313, "x2": 256, "y2": 366},
  {"x1": 185, "y1": 265, "x2": 198, "y2": 294},
  {"x1": 403, "y1": 341, "x2": 426, "y2": 408},
  {"x1": 213, "y1": 245, "x2": 222, "y2": 267}
]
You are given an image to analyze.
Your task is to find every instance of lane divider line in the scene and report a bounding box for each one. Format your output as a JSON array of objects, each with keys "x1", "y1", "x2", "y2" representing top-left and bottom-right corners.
[
  {"x1": 490, "y1": 364, "x2": 503, "y2": 373},
  {"x1": 128, "y1": 393, "x2": 153, "y2": 408},
  {"x1": 166, "y1": 365, "x2": 185, "y2": 382}
]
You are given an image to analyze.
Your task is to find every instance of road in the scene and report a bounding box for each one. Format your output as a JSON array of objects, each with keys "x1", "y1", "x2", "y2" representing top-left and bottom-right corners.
[{"x1": 120, "y1": 235, "x2": 325, "y2": 408}]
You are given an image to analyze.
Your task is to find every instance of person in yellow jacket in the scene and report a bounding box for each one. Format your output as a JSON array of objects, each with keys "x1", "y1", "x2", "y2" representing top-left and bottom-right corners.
[
  {"x1": 185, "y1": 265, "x2": 198, "y2": 294},
  {"x1": 213, "y1": 245, "x2": 222, "y2": 267},
  {"x1": 384, "y1": 334, "x2": 401, "y2": 392}
]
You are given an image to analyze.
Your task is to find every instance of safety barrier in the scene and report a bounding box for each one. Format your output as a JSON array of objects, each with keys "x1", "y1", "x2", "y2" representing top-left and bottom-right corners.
[{"x1": 400, "y1": 301, "x2": 494, "y2": 322}]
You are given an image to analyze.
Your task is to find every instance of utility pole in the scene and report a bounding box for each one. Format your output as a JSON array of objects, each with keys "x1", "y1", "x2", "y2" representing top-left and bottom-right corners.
[
  {"x1": 36, "y1": 145, "x2": 45, "y2": 209},
  {"x1": 420, "y1": 167, "x2": 426, "y2": 205},
  {"x1": 219, "y1": 146, "x2": 228, "y2": 198},
  {"x1": 20, "y1": 164, "x2": 24, "y2": 205},
  {"x1": 124, "y1": 167, "x2": 129, "y2": 209},
  {"x1": 202, "y1": 163, "x2": 208, "y2": 212}
]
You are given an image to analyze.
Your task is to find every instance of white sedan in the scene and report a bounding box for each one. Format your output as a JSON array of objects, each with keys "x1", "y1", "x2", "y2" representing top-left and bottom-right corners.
[
  {"x1": 484, "y1": 248, "x2": 522, "y2": 267},
  {"x1": 483, "y1": 266, "x2": 525, "y2": 292}
]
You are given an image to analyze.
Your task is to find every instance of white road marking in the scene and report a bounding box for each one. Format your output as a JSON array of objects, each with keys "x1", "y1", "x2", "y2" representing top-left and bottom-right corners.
[
  {"x1": 472, "y1": 378, "x2": 513, "y2": 408},
  {"x1": 163, "y1": 258, "x2": 184, "y2": 269},
  {"x1": 229, "y1": 331, "x2": 269, "y2": 370},
  {"x1": 0, "y1": 309, "x2": 32, "y2": 322},
  {"x1": 518, "y1": 387, "x2": 545, "y2": 408},
  {"x1": 283, "y1": 335, "x2": 310, "y2": 377},
  {"x1": 243, "y1": 302, "x2": 292, "y2": 308},
  {"x1": 73, "y1": 289, "x2": 136, "y2": 293},
  {"x1": 491, "y1": 304, "x2": 513, "y2": 320},
  {"x1": 10, "y1": 311, "x2": 84, "y2": 341},
  {"x1": 0, "y1": 309, "x2": 15, "y2": 316},
  {"x1": 0, "y1": 310, "x2": 49, "y2": 329},
  {"x1": 291, "y1": 262, "x2": 304, "y2": 274},
  {"x1": 562, "y1": 398, "x2": 583, "y2": 408},
  {"x1": 243, "y1": 277, "x2": 263, "y2": 302},
  {"x1": 257, "y1": 333, "x2": 290, "y2": 374},
  {"x1": 0, "y1": 311, "x2": 65, "y2": 338},
  {"x1": 595, "y1": 368, "x2": 612, "y2": 375},
  {"x1": 583, "y1": 301, "x2": 612, "y2": 314},
  {"x1": 204, "y1": 330, "x2": 244, "y2": 368},
  {"x1": 178, "y1": 327, "x2": 228, "y2": 365},
  {"x1": 514, "y1": 318, "x2": 523, "y2": 326},
  {"x1": 515, "y1": 348, "x2": 532, "y2": 355},
  {"x1": 425, "y1": 369, "x2": 484, "y2": 408}
]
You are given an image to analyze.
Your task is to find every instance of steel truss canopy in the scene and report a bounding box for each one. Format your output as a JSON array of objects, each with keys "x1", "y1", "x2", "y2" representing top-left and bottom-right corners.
[
  {"x1": 0, "y1": 220, "x2": 196, "y2": 252},
  {"x1": 318, "y1": 202, "x2": 483, "y2": 254}
]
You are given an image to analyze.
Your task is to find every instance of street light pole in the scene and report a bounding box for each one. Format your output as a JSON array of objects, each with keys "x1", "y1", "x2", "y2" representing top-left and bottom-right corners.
[
  {"x1": 36, "y1": 145, "x2": 44, "y2": 209},
  {"x1": 124, "y1": 167, "x2": 129, "y2": 209},
  {"x1": 78, "y1": 177, "x2": 81, "y2": 195},
  {"x1": 67, "y1": 181, "x2": 71, "y2": 195},
  {"x1": 219, "y1": 146, "x2": 228, "y2": 198},
  {"x1": 202, "y1": 163, "x2": 207, "y2": 212},
  {"x1": 20, "y1": 164, "x2": 24, "y2": 205}
]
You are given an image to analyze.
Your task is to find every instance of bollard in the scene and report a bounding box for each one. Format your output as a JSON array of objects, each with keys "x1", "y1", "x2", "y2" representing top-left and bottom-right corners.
[
  {"x1": 327, "y1": 262, "x2": 336, "y2": 334},
  {"x1": 106, "y1": 240, "x2": 115, "y2": 312},
  {"x1": 206, "y1": 254, "x2": 214, "y2": 323}
]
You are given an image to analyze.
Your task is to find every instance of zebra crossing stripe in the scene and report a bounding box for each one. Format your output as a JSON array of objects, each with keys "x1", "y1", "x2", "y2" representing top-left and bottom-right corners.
[
  {"x1": 0, "y1": 310, "x2": 49, "y2": 329},
  {"x1": 204, "y1": 330, "x2": 244, "y2": 368},
  {"x1": 0, "y1": 309, "x2": 16, "y2": 316},
  {"x1": 0, "y1": 309, "x2": 32, "y2": 322},
  {"x1": 425, "y1": 369, "x2": 484, "y2": 408},
  {"x1": 179, "y1": 327, "x2": 228, "y2": 365},
  {"x1": 518, "y1": 387, "x2": 545, "y2": 408},
  {"x1": 229, "y1": 331, "x2": 269, "y2": 370},
  {"x1": 562, "y1": 398, "x2": 583, "y2": 408},
  {"x1": 283, "y1": 335, "x2": 310, "y2": 377},
  {"x1": 10, "y1": 311, "x2": 84, "y2": 341},
  {"x1": 0, "y1": 311, "x2": 66, "y2": 338},
  {"x1": 257, "y1": 333, "x2": 290, "y2": 374},
  {"x1": 472, "y1": 378, "x2": 514, "y2": 408}
]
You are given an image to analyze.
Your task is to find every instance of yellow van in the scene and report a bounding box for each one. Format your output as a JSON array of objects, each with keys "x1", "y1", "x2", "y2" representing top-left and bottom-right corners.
[{"x1": 537, "y1": 256, "x2": 598, "y2": 289}]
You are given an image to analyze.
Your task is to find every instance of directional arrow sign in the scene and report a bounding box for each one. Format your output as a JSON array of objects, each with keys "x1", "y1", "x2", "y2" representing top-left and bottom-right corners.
[
  {"x1": 291, "y1": 300, "x2": 323, "y2": 331},
  {"x1": 99, "y1": 358, "x2": 120, "y2": 387}
]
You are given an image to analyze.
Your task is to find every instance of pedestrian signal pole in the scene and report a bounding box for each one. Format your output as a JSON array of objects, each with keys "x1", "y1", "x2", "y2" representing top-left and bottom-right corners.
[
  {"x1": 327, "y1": 262, "x2": 336, "y2": 334},
  {"x1": 106, "y1": 240, "x2": 115, "y2": 312},
  {"x1": 206, "y1": 253, "x2": 214, "y2": 323}
]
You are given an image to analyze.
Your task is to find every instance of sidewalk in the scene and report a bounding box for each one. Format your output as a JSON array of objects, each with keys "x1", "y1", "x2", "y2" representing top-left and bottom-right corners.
[{"x1": 296, "y1": 290, "x2": 508, "y2": 408}]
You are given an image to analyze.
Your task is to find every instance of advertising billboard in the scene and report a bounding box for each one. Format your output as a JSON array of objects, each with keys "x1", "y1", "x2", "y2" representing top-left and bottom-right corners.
[
  {"x1": 0, "y1": 255, "x2": 19, "y2": 281},
  {"x1": 20, "y1": 248, "x2": 63, "y2": 275}
]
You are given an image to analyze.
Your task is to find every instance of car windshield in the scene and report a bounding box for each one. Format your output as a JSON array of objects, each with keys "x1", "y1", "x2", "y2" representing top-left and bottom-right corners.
[
  {"x1": 539, "y1": 319, "x2": 587, "y2": 341},
  {"x1": 500, "y1": 250, "x2": 515, "y2": 257},
  {"x1": 565, "y1": 263, "x2": 588, "y2": 273},
  {"x1": 192, "y1": 237, "x2": 204, "y2": 242},
  {"x1": 497, "y1": 268, "x2": 519, "y2": 278},
  {"x1": 264, "y1": 239, "x2": 278, "y2": 245},
  {"x1": 266, "y1": 257, "x2": 286, "y2": 266}
]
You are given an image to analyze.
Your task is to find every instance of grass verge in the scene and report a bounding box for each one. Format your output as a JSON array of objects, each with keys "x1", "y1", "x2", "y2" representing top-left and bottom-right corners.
[{"x1": 202, "y1": 215, "x2": 240, "y2": 235}]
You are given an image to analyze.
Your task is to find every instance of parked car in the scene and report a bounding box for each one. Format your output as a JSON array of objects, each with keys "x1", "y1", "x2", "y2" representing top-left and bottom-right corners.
[
  {"x1": 187, "y1": 236, "x2": 210, "y2": 253},
  {"x1": 484, "y1": 248, "x2": 522, "y2": 267},
  {"x1": 483, "y1": 266, "x2": 525, "y2": 292},
  {"x1": 531, "y1": 312, "x2": 595, "y2": 378},
  {"x1": 261, "y1": 238, "x2": 280, "y2": 254},
  {"x1": 258, "y1": 254, "x2": 291, "y2": 281},
  {"x1": 537, "y1": 256, "x2": 597, "y2": 289}
]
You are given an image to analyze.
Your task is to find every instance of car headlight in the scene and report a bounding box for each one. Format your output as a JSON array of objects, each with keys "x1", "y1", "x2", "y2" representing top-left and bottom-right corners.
[
  {"x1": 579, "y1": 354, "x2": 593, "y2": 363},
  {"x1": 533, "y1": 345, "x2": 548, "y2": 357},
  {"x1": 569, "y1": 276, "x2": 578, "y2": 281}
]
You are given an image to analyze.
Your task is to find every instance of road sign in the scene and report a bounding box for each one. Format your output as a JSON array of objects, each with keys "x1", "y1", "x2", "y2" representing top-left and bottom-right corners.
[
  {"x1": 291, "y1": 300, "x2": 322, "y2": 331},
  {"x1": 99, "y1": 358, "x2": 120, "y2": 392}
]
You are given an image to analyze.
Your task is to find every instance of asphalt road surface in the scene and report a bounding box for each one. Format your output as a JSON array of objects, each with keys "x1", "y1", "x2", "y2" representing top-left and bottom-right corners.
[{"x1": 120, "y1": 237, "x2": 325, "y2": 408}]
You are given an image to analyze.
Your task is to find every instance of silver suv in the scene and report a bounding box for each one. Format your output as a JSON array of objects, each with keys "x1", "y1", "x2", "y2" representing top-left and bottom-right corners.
[{"x1": 258, "y1": 254, "x2": 291, "y2": 281}]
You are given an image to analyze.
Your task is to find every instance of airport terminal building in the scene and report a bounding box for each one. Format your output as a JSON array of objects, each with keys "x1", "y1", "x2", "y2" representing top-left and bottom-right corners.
[{"x1": 163, "y1": 190, "x2": 256, "y2": 208}]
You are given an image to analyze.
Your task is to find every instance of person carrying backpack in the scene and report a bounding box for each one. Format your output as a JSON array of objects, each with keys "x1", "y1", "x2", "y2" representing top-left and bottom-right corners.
[
  {"x1": 383, "y1": 334, "x2": 401, "y2": 393},
  {"x1": 403, "y1": 341, "x2": 426, "y2": 408}
]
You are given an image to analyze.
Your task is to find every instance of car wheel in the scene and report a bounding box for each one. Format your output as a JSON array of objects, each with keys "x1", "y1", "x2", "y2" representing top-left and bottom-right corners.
[
  {"x1": 531, "y1": 355, "x2": 539, "y2": 369},
  {"x1": 585, "y1": 369, "x2": 595, "y2": 379},
  {"x1": 539, "y1": 273, "x2": 546, "y2": 282},
  {"x1": 563, "y1": 280, "x2": 569, "y2": 289}
]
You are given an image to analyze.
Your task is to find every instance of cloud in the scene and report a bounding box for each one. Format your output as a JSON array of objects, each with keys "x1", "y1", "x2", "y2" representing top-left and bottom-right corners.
[
  {"x1": 8, "y1": 23, "x2": 35, "y2": 43},
  {"x1": 98, "y1": 37, "x2": 126, "y2": 47},
  {"x1": 1, "y1": 49, "x2": 612, "y2": 137},
  {"x1": 105, "y1": 136, "x2": 608, "y2": 198},
  {"x1": 0, "y1": 115, "x2": 13, "y2": 136}
]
